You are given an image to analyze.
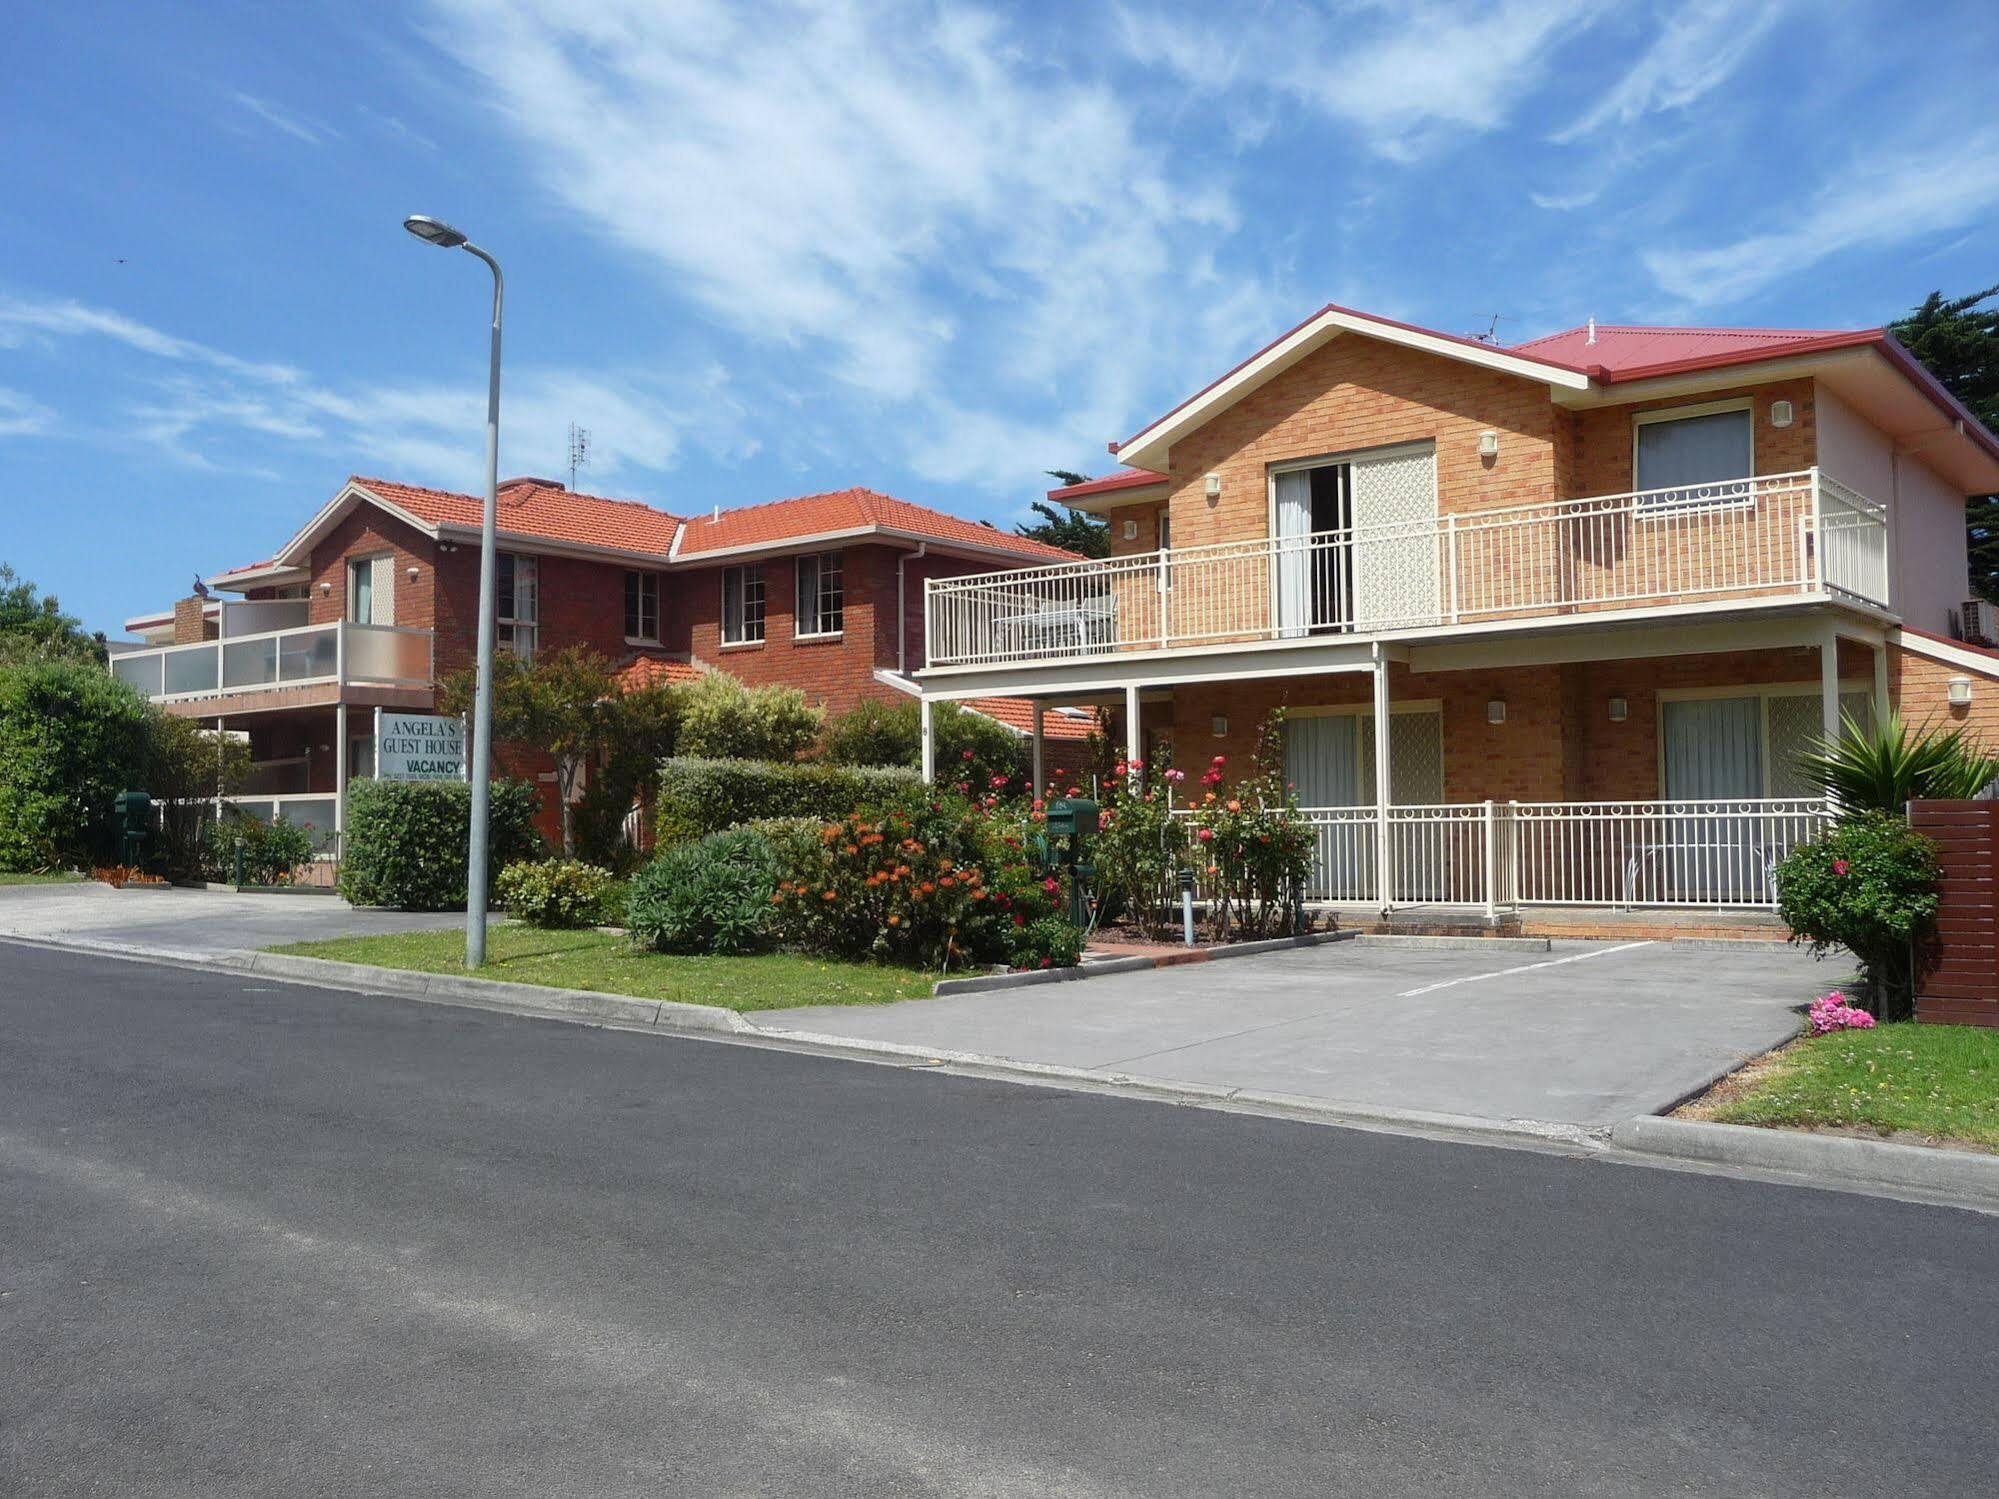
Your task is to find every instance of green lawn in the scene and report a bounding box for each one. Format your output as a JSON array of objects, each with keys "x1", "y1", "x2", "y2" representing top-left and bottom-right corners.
[
  {"x1": 0, "y1": 871, "x2": 87, "y2": 886},
  {"x1": 269, "y1": 926, "x2": 939, "y2": 1011},
  {"x1": 1695, "y1": 1024, "x2": 1999, "y2": 1151}
]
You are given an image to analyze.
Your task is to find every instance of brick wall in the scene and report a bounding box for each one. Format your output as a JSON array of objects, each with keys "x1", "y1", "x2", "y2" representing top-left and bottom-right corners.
[
  {"x1": 172, "y1": 596, "x2": 215, "y2": 644},
  {"x1": 1893, "y1": 642, "x2": 1999, "y2": 749},
  {"x1": 1567, "y1": 379, "x2": 1816, "y2": 498}
]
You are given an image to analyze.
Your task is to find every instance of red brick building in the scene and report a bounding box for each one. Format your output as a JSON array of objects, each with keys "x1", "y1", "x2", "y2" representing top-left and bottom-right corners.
[{"x1": 114, "y1": 476, "x2": 1096, "y2": 854}]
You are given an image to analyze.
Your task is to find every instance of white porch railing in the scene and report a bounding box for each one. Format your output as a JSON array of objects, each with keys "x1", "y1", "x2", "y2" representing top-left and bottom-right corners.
[
  {"x1": 1289, "y1": 798, "x2": 1831, "y2": 911},
  {"x1": 927, "y1": 469, "x2": 1889, "y2": 668},
  {"x1": 110, "y1": 620, "x2": 432, "y2": 704}
]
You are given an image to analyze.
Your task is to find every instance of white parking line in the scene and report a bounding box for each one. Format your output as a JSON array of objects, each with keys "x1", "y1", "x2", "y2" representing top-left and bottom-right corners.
[{"x1": 1396, "y1": 940, "x2": 1656, "y2": 998}]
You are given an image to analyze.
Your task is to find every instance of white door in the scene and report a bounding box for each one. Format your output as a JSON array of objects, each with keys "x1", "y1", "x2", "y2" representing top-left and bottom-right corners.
[{"x1": 1349, "y1": 446, "x2": 1438, "y2": 630}]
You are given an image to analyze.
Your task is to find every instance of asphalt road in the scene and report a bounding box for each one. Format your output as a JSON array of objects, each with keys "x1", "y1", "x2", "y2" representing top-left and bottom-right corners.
[{"x1": 3, "y1": 941, "x2": 1995, "y2": 1498}]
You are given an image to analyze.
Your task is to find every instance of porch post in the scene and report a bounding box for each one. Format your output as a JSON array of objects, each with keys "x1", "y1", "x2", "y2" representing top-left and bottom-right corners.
[
  {"x1": 1871, "y1": 640, "x2": 1891, "y2": 725},
  {"x1": 1124, "y1": 683, "x2": 1142, "y2": 776},
  {"x1": 919, "y1": 696, "x2": 936, "y2": 785},
  {"x1": 214, "y1": 716, "x2": 225, "y2": 822},
  {"x1": 1481, "y1": 800, "x2": 1498, "y2": 919},
  {"x1": 1819, "y1": 624, "x2": 1842, "y2": 744},
  {"x1": 334, "y1": 700, "x2": 348, "y2": 846},
  {"x1": 1030, "y1": 701, "x2": 1045, "y2": 795},
  {"x1": 1372, "y1": 646, "x2": 1393, "y2": 911}
]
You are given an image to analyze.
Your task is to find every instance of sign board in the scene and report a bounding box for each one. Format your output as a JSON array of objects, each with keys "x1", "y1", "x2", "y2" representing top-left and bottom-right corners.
[{"x1": 373, "y1": 709, "x2": 468, "y2": 782}]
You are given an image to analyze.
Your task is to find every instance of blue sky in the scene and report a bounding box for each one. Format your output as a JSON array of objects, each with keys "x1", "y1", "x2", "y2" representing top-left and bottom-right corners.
[{"x1": 5, "y1": 0, "x2": 1997, "y2": 635}]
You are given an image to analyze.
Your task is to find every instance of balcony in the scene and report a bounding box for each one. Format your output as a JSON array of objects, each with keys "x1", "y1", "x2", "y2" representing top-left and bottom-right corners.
[
  {"x1": 110, "y1": 620, "x2": 433, "y2": 705},
  {"x1": 925, "y1": 469, "x2": 1889, "y2": 669}
]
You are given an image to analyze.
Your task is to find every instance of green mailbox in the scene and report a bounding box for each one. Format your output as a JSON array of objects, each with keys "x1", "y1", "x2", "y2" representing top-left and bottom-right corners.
[{"x1": 1044, "y1": 797, "x2": 1099, "y2": 839}]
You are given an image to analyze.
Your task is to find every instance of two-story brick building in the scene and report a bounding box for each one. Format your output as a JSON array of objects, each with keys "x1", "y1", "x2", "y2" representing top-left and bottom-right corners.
[
  {"x1": 912, "y1": 304, "x2": 1999, "y2": 917},
  {"x1": 114, "y1": 476, "x2": 1096, "y2": 857}
]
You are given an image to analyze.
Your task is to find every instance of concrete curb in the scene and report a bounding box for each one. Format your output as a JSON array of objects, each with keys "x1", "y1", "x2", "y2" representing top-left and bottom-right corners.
[
  {"x1": 219, "y1": 950, "x2": 753, "y2": 1035},
  {"x1": 936, "y1": 930, "x2": 1358, "y2": 996},
  {"x1": 1611, "y1": 1115, "x2": 1999, "y2": 1207},
  {"x1": 1354, "y1": 933, "x2": 1552, "y2": 952}
]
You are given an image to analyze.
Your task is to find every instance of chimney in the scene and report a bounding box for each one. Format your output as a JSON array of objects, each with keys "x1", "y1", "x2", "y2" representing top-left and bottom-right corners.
[{"x1": 172, "y1": 596, "x2": 216, "y2": 645}]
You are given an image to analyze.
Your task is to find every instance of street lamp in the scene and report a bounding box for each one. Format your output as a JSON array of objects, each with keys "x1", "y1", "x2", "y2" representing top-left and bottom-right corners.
[{"x1": 403, "y1": 214, "x2": 503, "y2": 969}]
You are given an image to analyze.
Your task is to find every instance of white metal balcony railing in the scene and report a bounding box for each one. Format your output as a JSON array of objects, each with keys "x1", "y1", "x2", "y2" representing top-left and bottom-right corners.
[
  {"x1": 927, "y1": 469, "x2": 1890, "y2": 668},
  {"x1": 109, "y1": 620, "x2": 432, "y2": 703},
  {"x1": 1276, "y1": 798, "x2": 1831, "y2": 912}
]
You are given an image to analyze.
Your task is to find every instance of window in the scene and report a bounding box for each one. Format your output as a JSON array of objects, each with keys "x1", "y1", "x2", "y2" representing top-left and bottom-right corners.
[
  {"x1": 721, "y1": 564, "x2": 765, "y2": 645},
  {"x1": 624, "y1": 570, "x2": 660, "y2": 642},
  {"x1": 1634, "y1": 403, "x2": 1753, "y2": 510},
  {"x1": 496, "y1": 553, "x2": 538, "y2": 656},
  {"x1": 347, "y1": 554, "x2": 393, "y2": 625},
  {"x1": 795, "y1": 550, "x2": 844, "y2": 637}
]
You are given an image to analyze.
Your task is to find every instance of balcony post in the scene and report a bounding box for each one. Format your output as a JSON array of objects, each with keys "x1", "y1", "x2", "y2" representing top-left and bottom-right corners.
[
  {"x1": 1371, "y1": 645, "x2": 1393, "y2": 911},
  {"x1": 1806, "y1": 465, "x2": 1823, "y2": 594},
  {"x1": 334, "y1": 701, "x2": 348, "y2": 847},
  {"x1": 1871, "y1": 640, "x2": 1890, "y2": 725},
  {"x1": 335, "y1": 619, "x2": 346, "y2": 687},
  {"x1": 1481, "y1": 799, "x2": 1497, "y2": 919},
  {"x1": 1124, "y1": 683, "x2": 1142, "y2": 779},
  {"x1": 1030, "y1": 702, "x2": 1045, "y2": 795}
]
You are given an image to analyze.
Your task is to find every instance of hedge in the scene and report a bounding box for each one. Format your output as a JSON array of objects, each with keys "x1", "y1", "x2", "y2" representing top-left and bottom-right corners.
[
  {"x1": 337, "y1": 777, "x2": 543, "y2": 910},
  {"x1": 655, "y1": 757, "x2": 926, "y2": 845},
  {"x1": 0, "y1": 658, "x2": 154, "y2": 870}
]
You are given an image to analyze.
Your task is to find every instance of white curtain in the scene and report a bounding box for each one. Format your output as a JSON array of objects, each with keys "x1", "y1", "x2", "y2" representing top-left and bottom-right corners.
[{"x1": 1273, "y1": 469, "x2": 1313, "y2": 637}]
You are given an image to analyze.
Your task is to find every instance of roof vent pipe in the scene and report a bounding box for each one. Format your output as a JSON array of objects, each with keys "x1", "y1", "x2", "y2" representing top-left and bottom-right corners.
[
  {"x1": 1585, "y1": 316, "x2": 1597, "y2": 347},
  {"x1": 712, "y1": 505, "x2": 720, "y2": 523}
]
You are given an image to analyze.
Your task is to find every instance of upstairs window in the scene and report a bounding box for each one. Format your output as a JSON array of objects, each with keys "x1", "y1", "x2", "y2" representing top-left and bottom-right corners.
[
  {"x1": 1634, "y1": 402, "x2": 1754, "y2": 511},
  {"x1": 721, "y1": 564, "x2": 765, "y2": 645},
  {"x1": 624, "y1": 570, "x2": 660, "y2": 642},
  {"x1": 795, "y1": 550, "x2": 844, "y2": 637},
  {"x1": 497, "y1": 553, "x2": 538, "y2": 656},
  {"x1": 347, "y1": 554, "x2": 394, "y2": 626}
]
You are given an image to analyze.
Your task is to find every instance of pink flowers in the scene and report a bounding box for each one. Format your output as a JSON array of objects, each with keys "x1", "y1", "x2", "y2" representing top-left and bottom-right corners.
[
  {"x1": 961, "y1": 749, "x2": 975, "y2": 762},
  {"x1": 1808, "y1": 990, "x2": 1876, "y2": 1035},
  {"x1": 1042, "y1": 876, "x2": 1060, "y2": 893},
  {"x1": 1201, "y1": 752, "x2": 1227, "y2": 788},
  {"x1": 1195, "y1": 826, "x2": 1214, "y2": 842},
  {"x1": 1164, "y1": 768, "x2": 1186, "y2": 783},
  {"x1": 989, "y1": 774, "x2": 1009, "y2": 789},
  {"x1": 1832, "y1": 858, "x2": 1851, "y2": 876}
]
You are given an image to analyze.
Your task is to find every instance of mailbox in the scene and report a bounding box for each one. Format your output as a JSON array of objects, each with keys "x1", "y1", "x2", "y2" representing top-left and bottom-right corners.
[
  {"x1": 114, "y1": 790, "x2": 153, "y2": 834},
  {"x1": 1045, "y1": 797, "x2": 1099, "y2": 839}
]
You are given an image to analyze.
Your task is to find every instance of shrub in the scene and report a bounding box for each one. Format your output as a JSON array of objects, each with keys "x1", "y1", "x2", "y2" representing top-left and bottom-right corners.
[
  {"x1": 767, "y1": 797, "x2": 1075, "y2": 970},
  {"x1": 1807, "y1": 990, "x2": 1877, "y2": 1035},
  {"x1": 656, "y1": 757, "x2": 926, "y2": 844},
  {"x1": 337, "y1": 777, "x2": 543, "y2": 910},
  {"x1": 203, "y1": 813, "x2": 316, "y2": 885},
  {"x1": 0, "y1": 658, "x2": 154, "y2": 870},
  {"x1": 1183, "y1": 719, "x2": 1314, "y2": 940},
  {"x1": 626, "y1": 828, "x2": 777, "y2": 954},
  {"x1": 595, "y1": 877, "x2": 631, "y2": 929},
  {"x1": 1795, "y1": 711, "x2": 1999, "y2": 814},
  {"x1": 496, "y1": 858, "x2": 614, "y2": 928},
  {"x1": 823, "y1": 698, "x2": 1027, "y2": 795},
  {"x1": 1774, "y1": 812, "x2": 1941, "y2": 1019},
  {"x1": 676, "y1": 673, "x2": 822, "y2": 761},
  {"x1": 1007, "y1": 914, "x2": 1084, "y2": 970},
  {"x1": 1091, "y1": 756, "x2": 1188, "y2": 937}
]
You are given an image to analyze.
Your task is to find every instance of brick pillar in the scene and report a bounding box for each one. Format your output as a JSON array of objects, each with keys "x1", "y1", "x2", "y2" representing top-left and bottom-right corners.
[{"x1": 172, "y1": 596, "x2": 215, "y2": 644}]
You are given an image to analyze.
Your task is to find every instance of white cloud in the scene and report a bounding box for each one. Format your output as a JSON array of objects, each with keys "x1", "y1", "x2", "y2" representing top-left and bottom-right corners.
[
  {"x1": 1642, "y1": 126, "x2": 1999, "y2": 306},
  {"x1": 1554, "y1": 0, "x2": 1787, "y2": 144},
  {"x1": 0, "y1": 294, "x2": 302, "y2": 384},
  {"x1": 0, "y1": 387, "x2": 55, "y2": 438},
  {"x1": 232, "y1": 92, "x2": 334, "y2": 145},
  {"x1": 1117, "y1": 0, "x2": 1605, "y2": 162},
  {"x1": 1530, "y1": 187, "x2": 1601, "y2": 211},
  {"x1": 417, "y1": 0, "x2": 1273, "y2": 490}
]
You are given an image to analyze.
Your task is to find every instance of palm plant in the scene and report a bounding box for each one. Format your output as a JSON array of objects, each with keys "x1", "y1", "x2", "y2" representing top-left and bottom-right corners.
[{"x1": 1794, "y1": 711, "x2": 1999, "y2": 815}]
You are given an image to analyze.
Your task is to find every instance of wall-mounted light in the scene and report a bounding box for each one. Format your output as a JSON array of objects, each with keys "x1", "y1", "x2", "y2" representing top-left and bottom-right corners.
[
  {"x1": 1477, "y1": 430, "x2": 1500, "y2": 459},
  {"x1": 1211, "y1": 714, "x2": 1228, "y2": 738},
  {"x1": 406, "y1": 565, "x2": 420, "y2": 581},
  {"x1": 319, "y1": 580, "x2": 332, "y2": 594},
  {"x1": 1122, "y1": 518, "x2": 1138, "y2": 541},
  {"x1": 1204, "y1": 472, "x2": 1222, "y2": 499},
  {"x1": 1948, "y1": 675, "x2": 1974, "y2": 708},
  {"x1": 1769, "y1": 400, "x2": 1794, "y2": 428},
  {"x1": 1608, "y1": 696, "x2": 1629, "y2": 722},
  {"x1": 1486, "y1": 699, "x2": 1507, "y2": 725}
]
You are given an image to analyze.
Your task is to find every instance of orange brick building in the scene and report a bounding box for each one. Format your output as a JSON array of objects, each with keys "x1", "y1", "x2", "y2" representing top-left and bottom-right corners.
[{"x1": 911, "y1": 304, "x2": 1999, "y2": 915}]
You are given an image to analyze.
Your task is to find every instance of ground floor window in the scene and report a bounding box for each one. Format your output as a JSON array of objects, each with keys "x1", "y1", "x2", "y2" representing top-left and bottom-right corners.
[
  {"x1": 1660, "y1": 685, "x2": 1872, "y2": 800},
  {"x1": 1282, "y1": 706, "x2": 1444, "y2": 807}
]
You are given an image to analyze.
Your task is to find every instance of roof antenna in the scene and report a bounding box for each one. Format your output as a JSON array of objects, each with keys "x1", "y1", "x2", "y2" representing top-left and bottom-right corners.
[
  {"x1": 1585, "y1": 316, "x2": 1597, "y2": 347},
  {"x1": 567, "y1": 422, "x2": 590, "y2": 491},
  {"x1": 1473, "y1": 312, "x2": 1512, "y2": 345}
]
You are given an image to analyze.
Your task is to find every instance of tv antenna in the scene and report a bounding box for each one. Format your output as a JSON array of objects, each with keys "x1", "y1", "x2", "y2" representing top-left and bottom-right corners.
[
  {"x1": 1472, "y1": 312, "x2": 1514, "y2": 344},
  {"x1": 567, "y1": 422, "x2": 591, "y2": 490}
]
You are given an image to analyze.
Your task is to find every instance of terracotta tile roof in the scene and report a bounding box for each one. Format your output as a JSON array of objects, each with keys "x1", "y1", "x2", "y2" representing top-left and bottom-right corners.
[
  {"x1": 963, "y1": 697, "x2": 1099, "y2": 740},
  {"x1": 352, "y1": 474, "x2": 683, "y2": 554},
  {"x1": 674, "y1": 487, "x2": 1078, "y2": 562},
  {"x1": 615, "y1": 654, "x2": 707, "y2": 690},
  {"x1": 1507, "y1": 323, "x2": 1878, "y2": 379}
]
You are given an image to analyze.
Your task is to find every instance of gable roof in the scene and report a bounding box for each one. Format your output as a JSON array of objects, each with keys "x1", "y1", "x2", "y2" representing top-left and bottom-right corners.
[
  {"x1": 1046, "y1": 468, "x2": 1169, "y2": 506},
  {"x1": 672, "y1": 486, "x2": 1077, "y2": 563},
  {"x1": 356, "y1": 475, "x2": 684, "y2": 553}
]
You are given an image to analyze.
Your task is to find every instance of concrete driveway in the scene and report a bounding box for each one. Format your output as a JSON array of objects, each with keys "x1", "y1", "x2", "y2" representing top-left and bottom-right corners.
[
  {"x1": 0, "y1": 881, "x2": 463, "y2": 956},
  {"x1": 772, "y1": 938, "x2": 1846, "y2": 1129}
]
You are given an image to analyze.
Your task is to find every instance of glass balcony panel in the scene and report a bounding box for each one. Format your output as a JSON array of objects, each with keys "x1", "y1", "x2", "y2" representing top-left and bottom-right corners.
[
  {"x1": 277, "y1": 626, "x2": 338, "y2": 683},
  {"x1": 162, "y1": 644, "x2": 220, "y2": 696},
  {"x1": 222, "y1": 635, "x2": 279, "y2": 689},
  {"x1": 112, "y1": 653, "x2": 164, "y2": 695},
  {"x1": 344, "y1": 624, "x2": 430, "y2": 682}
]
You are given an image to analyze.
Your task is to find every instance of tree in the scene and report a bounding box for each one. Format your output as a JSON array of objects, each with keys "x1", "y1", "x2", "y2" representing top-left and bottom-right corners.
[
  {"x1": 0, "y1": 563, "x2": 105, "y2": 665},
  {"x1": 0, "y1": 657, "x2": 153, "y2": 869},
  {"x1": 572, "y1": 682, "x2": 681, "y2": 867},
  {"x1": 441, "y1": 647, "x2": 620, "y2": 859},
  {"x1": 1891, "y1": 285, "x2": 1999, "y2": 602},
  {"x1": 1017, "y1": 499, "x2": 1109, "y2": 558}
]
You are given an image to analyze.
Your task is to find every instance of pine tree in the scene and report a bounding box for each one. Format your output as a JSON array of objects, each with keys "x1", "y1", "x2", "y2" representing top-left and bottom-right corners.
[
  {"x1": 1891, "y1": 285, "x2": 1999, "y2": 602},
  {"x1": 1014, "y1": 475, "x2": 1110, "y2": 557}
]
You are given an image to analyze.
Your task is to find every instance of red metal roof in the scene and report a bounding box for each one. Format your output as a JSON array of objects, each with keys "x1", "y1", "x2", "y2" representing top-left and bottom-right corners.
[
  {"x1": 353, "y1": 475, "x2": 684, "y2": 554},
  {"x1": 673, "y1": 486, "x2": 1077, "y2": 562},
  {"x1": 1509, "y1": 323, "x2": 1881, "y2": 380},
  {"x1": 1046, "y1": 468, "x2": 1168, "y2": 502}
]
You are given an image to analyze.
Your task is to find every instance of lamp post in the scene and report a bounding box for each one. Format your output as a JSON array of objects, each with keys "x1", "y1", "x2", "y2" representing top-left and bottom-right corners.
[{"x1": 403, "y1": 214, "x2": 503, "y2": 968}]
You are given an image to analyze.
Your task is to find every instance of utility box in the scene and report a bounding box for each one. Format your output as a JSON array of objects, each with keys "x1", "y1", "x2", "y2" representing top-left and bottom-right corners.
[
  {"x1": 113, "y1": 790, "x2": 153, "y2": 867},
  {"x1": 1045, "y1": 797, "x2": 1099, "y2": 839}
]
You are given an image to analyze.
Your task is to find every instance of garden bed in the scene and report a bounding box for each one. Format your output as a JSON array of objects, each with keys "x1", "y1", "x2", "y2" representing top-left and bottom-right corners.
[
  {"x1": 1676, "y1": 1024, "x2": 1999, "y2": 1154},
  {"x1": 268, "y1": 927, "x2": 939, "y2": 1011}
]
